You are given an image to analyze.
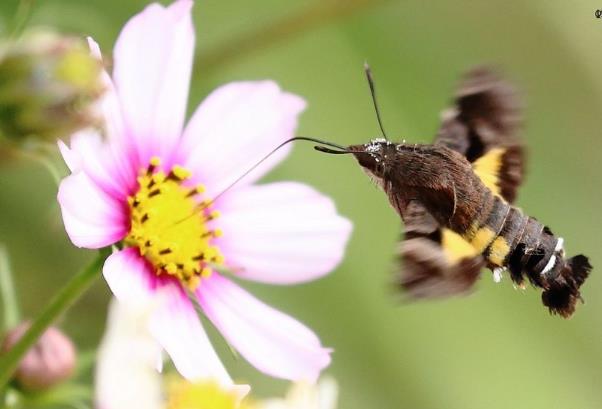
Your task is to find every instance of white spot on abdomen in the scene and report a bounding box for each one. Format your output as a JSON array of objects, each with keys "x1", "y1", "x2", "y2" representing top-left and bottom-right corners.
[{"x1": 541, "y1": 255, "x2": 557, "y2": 275}]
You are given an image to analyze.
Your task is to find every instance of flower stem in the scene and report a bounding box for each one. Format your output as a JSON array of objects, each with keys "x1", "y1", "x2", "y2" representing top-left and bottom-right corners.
[
  {"x1": 17, "y1": 148, "x2": 62, "y2": 186},
  {"x1": 0, "y1": 248, "x2": 110, "y2": 390},
  {"x1": 1, "y1": 142, "x2": 63, "y2": 186},
  {"x1": 0, "y1": 244, "x2": 20, "y2": 331}
]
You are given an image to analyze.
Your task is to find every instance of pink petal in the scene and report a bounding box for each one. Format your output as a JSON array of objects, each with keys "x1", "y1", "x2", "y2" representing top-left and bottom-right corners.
[
  {"x1": 58, "y1": 171, "x2": 127, "y2": 249},
  {"x1": 62, "y1": 129, "x2": 136, "y2": 200},
  {"x1": 87, "y1": 37, "x2": 137, "y2": 181},
  {"x1": 214, "y1": 182, "x2": 352, "y2": 284},
  {"x1": 180, "y1": 81, "x2": 306, "y2": 198},
  {"x1": 148, "y1": 282, "x2": 234, "y2": 386},
  {"x1": 87, "y1": 37, "x2": 126, "y2": 143},
  {"x1": 113, "y1": 0, "x2": 194, "y2": 166},
  {"x1": 197, "y1": 274, "x2": 331, "y2": 382},
  {"x1": 57, "y1": 140, "x2": 80, "y2": 172},
  {"x1": 103, "y1": 248, "x2": 157, "y2": 305},
  {"x1": 103, "y1": 250, "x2": 244, "y2": 393}
]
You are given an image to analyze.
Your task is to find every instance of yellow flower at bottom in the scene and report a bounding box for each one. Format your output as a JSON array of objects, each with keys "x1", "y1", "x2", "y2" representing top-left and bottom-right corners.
[{"x1": 167, "y1": 379, "x2": 255, "y2": 409}]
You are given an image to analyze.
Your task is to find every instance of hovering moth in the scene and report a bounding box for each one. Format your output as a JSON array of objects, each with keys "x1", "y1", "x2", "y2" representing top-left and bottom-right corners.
[{"x1": 314, "y1": 66, "x2": 591, "y2": 317}]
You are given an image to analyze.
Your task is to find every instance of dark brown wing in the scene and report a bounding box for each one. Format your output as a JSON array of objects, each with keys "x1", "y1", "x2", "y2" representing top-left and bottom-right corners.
[
  {"x1": 396, "y1": 200, "x2": 485, "y2": 299},
  {"x1": 434, "y1": 67, "x2": 525, "y2": 203}
]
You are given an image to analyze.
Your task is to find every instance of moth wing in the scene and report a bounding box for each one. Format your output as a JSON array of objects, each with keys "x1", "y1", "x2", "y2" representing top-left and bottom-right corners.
[
  {"x1": 434, "y1": 67, "x2": 525, "y2": 203},
  {"x1": 397, "y1": 200, "x2": 485, "y2": 299}
]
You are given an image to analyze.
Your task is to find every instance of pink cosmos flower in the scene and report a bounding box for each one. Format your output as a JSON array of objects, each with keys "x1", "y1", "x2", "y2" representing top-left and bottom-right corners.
[{"x1": 57, "y1": 0, "x2": 351, "y2": 386}]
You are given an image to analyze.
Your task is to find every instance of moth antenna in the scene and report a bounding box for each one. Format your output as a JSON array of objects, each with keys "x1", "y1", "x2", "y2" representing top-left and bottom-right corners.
[{"x1": 364, "y1": 62, "x2": 389, "y2": 141}]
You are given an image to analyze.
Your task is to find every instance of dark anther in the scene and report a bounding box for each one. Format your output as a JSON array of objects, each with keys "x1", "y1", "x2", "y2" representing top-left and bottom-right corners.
[{"x1": 166, "y1": 171, "x2": 181, "y2": 181}]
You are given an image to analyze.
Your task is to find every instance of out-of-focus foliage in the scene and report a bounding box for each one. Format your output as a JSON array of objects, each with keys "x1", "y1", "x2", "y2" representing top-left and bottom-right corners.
[
  {"x1": 0, "y1": 30, "x2": 102, "y2": 142},
  {"x1": 0, "y1": 1, "x2": 601, "y2": 408}
]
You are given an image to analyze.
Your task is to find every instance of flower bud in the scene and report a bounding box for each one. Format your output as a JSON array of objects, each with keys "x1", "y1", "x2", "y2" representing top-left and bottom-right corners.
[
  {"x1": 1, "y1": 322, "x2": 77, "y2": 391},
  {"x1": 0, "y1": 30, "x2": 103, "y2": 142}
]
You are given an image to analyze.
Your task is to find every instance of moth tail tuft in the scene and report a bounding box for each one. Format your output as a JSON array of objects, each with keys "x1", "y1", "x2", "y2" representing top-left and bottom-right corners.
[
  {"x1": 567, "y1": 254, "x2": 592, "y2": 287},
  {"x1": 541, "y1": 284, "x2": 578, "y2": 318},
  {"x1": 541, "y1": 255, "x2": 591, "y2": 318}
]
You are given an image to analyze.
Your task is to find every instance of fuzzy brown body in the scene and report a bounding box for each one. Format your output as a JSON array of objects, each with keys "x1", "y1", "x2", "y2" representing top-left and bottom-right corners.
[
  {"x1": 345, "y1": 67, "x2": 591, "y2": 317},
  {"x1": 379, "y1": 144, "x2": 565, "y2": 280}
]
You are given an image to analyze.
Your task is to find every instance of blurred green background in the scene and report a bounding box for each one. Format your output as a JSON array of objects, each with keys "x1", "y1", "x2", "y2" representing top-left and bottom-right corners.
[{"x1": 1, "y1": 0, "x2": 602, "y2": 408}]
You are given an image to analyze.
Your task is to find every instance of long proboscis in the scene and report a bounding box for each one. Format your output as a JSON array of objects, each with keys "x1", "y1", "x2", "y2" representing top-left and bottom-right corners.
[
  {"x1": 314, "y1": 146, "x2": 355, "y2": 155},
  {"x1": 172, "y1": 136, "x2": 350, "y2": 226},
  {"x1": 207, "y1": 136, "x2": 348, "y2": 205}
]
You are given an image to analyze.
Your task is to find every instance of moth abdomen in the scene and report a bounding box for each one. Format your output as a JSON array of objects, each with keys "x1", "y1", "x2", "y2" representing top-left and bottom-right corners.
[
  {"x1": 483, "y1": 209, "x2": 592, "y2": 317},
  {"x1": 505, "y1": 217, "x2": 555, "y2": 283}
]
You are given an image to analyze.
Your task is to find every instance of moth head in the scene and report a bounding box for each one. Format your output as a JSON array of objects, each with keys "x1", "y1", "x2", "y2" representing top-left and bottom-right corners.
[{"x1": 349, "y1": 138, "x2": 398, "y2": 179}]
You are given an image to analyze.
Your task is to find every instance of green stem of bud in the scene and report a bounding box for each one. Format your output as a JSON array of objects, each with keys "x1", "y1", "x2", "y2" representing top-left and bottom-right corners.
[
  {"x1": 15, "y1": 147, "x2": 62, "y2": 186},
  {"x1": 0, "y1": 248, "x2": 110, "y2": 391},
  {"x1": 0, "y1": 244, "x2": 20, "y2": 331}
]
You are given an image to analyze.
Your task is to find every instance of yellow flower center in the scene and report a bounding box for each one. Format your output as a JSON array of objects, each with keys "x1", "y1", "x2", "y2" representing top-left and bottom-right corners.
[
  {"x1": 125, "y1": 157, "x2": 224, "y2": 290},
  {"x1": 167, "y1": 380, "x2": 255, "y2": 409}
]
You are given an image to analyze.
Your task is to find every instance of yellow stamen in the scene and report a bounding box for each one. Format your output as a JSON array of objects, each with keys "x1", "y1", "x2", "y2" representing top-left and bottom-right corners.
[
  {"x1": 125, "y1": 158, "x2": 224, "y2": 290},
  {"x1": 172, "y1": 165, "x2": 192, "y2": 180},
  {"x1": 149, "y1": 156, "x2": 161, "y2": 167}
]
